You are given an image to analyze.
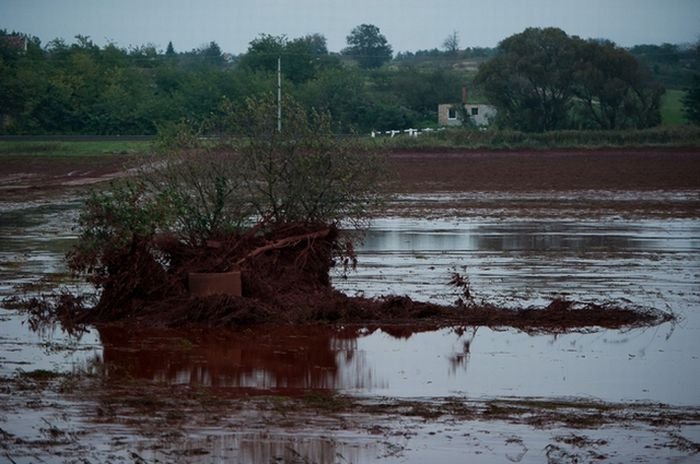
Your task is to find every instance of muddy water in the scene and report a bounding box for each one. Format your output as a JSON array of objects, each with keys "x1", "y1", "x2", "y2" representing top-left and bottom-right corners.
[
  {"x1": 2, "y1": 192, "x2": 700, "y2": 462},
  {"x1": 334, "y1": 216, "x2": 699, "y2": 405}
]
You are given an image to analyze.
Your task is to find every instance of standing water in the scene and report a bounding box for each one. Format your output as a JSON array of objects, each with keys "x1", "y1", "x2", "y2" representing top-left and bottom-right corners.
[{"x1": 1, "y1": 190, "x2": 699, "y2": 463}]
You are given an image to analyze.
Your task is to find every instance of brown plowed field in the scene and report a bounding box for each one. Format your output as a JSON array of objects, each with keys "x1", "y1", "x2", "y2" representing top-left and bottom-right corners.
[
  {"x1": 389, "y1": 149, "x2": 700, "y2": 192},
  {"x1": 2, "y1": 149, "x2": 700, "y2": 196}
]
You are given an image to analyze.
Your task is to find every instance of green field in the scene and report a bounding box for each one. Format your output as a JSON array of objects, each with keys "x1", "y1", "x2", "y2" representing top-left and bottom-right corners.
[
  {"x1": 661, "y1": 89, "x2": 688, "y2": 126},
  {"x1": 0, "y1": 140, "x2": 153, "y2": 157},
  {"x1": 1, "y1": 123, "x2": 699, "y2": 157}
]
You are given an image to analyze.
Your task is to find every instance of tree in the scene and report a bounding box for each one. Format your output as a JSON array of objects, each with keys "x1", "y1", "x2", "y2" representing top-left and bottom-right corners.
[
  {"x1": 198, "y1": 41, "x2": 224, "y2": 66},
  {"x1": 682, "y1": 74, "x2": 700, "y2": 124},
  {"x1": 70, "y1": 94, "x2": 386, "y2": 289},
  {"x1": 475, "y1": 27, "x2": 663, "y2": 131},
  {"x1": 238, "y1": 34, "x2": 285, "y2": 74},
  {"x1": 285, "y1": 34, "x2": 337, "y2": 83},
  {"x1": 239, "y1": 33, "x2": 338, "y2": 84},
  {"x1": 0, "y1": 31, "x2": 45, "y2": 133},
  {"x1": 343, "y1": 24, "x2": 392, "y2": 69},
  {"x1": 442, "y1": 30, "x2": 459, "y2": 54},
  {"x1": 475, "y1": 27, "x2": 581, "y2": 131},
  {"x1": 230, "y1": 95, "x2": 385, "y2": 226},
  {"x1": 371, "y1": 66, "x2": 463, "y2": 121},
  {"x1": 575, "y1": 40, "x2": 664, "y2": 129},
  {"x1": 165, "y1": 41, "x2": 175, "y2": 56},
  {"x1": 298, "y1": 67, "x2": 367, "y2": 131}
]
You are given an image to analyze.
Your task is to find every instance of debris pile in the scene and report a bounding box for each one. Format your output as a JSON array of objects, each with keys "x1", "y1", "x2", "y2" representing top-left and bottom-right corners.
[{"x1": 58, "y1": 222, "x2": 671, "y2": 332}]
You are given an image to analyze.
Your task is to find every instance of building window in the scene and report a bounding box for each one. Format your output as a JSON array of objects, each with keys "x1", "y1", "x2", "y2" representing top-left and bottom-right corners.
[
  {"x1": 471, "y1": 107, "x2": 479, "y2": 116},
  {"x1": 448, "y1": 107, "x2": 457, "y2": 119}
]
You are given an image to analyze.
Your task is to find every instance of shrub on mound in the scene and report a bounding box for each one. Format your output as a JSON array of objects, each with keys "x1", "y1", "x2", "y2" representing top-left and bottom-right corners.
[{"x1": 67, "y1": 95, "x2": 386, "y2": 323}]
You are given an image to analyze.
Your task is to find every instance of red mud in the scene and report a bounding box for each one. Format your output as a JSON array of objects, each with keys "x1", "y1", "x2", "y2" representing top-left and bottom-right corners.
[
  {"x1": 7, "y1": 148, "x2": 695, "y2": 331},
  {"x1": 2, "y1": 148, "x2": 700, "y2": 194},
  {"x1": 389, "y1": 148, "x2": 700, "y2": 193},
  {"x1": 58, "y1": 219, "x2": 669, "y2": 332},
  {"x1": 0, "y1": 153, "x2": 138, "y2": 197}
]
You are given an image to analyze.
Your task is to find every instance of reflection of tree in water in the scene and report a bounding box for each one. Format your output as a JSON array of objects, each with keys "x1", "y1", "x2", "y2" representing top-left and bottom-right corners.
[
  {"x1": 137, "y1": 431, "x2": 378, "y2": 463},
  {"x1": 96, "y1": 325, "x2": 364, "y2": 392},
  {"x1": 210, "y1": 433, "x2": 375, "y2": 464},
  {"x1": 449, "y1": 326, "x2": 477, "y2": 375},
  {"x1": 472, "y1": 225, "x2": 637, "y2": 253}
]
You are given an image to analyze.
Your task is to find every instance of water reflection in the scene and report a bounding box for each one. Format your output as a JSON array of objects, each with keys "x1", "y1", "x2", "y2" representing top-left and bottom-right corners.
[
  {"x1": 156, "y1": 432, "x2": 379, "y2": 464},
  {"x1": 2, "y1": 194, "x2": 699, "y2": 407},
  {"x1": 337, "y1": 217, "x2": 700, "y2": 308},
  {"x1": 96, "y1": 325, "x2": 368, "y2": 393},
  {"x1": 90, "y1": 322, "x2": 698, "y2": 405},
  {"x1": 94, "y1": 325, "x2": 484, "y2": 395},
  {"x1": 0, "y1": 310, "x2": 100, "y2": 377},
  {"x1": 361, "y1": 218, "x2": 698, "y2": 253}
]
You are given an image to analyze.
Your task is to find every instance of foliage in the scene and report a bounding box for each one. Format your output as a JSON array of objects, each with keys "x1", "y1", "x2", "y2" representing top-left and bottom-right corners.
[
  {"x1": 0, "y1": 27, "x2": 689, "y2": 137},
  {"x1": 574, "y1": 40, "x2": 663, "y2": 129},
  {"x1": 343, "y1": 24, "x2": 393, "y2": 69},
  {"x1": 475, "y1": 28, "x2": 581, "y2": 131},
  {"x1": 395, "y1": 46, "x2": 495, "y2": 66},
  {"x1": 68, "y1": 95, "x2": 386, "y2": 285},
  {"x1": 238, "y1": 33, "x2": 339, "y2": 84},
  {"x1": 154, "y1": 119, "x2": 204, "y2": 152},
  {"x1": 366, "y1": 126, "x2": 700, "y2": 150},
  {"x1": 475, "y1": 27, "x2": 664, "y2": 131},
  {"x1": 682, "y1": 75, "x2": 700, "y2": 124},
  {"x1": 630, "y1": 42, "x2": 700, "y2": 90},
  {"x1": 297, "y1": 67, "x2": 369, "y2": 132},
  {"x1": 225, "y1": 94, "x2": 386, "y2": 227},
  {"x1": 141, "y1": 150, "x2": 251, "y2": 243},
  {"x1": 67, "y1": 180, "x2": 173, "y2": 286}
]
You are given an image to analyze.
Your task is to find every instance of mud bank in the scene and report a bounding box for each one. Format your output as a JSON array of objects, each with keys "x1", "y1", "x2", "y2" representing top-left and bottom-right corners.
[
  {"x1": 34, "y1": 218, "x2": 670, "y2": 332},
  {"x1": 2, "y1": 367, "x2": 699, "y2": 464}
]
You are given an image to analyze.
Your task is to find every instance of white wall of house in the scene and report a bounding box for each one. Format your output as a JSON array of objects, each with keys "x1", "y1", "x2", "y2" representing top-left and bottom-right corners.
[{"x1": 438, "y1": 103, "x2": 496, "y2": 127}]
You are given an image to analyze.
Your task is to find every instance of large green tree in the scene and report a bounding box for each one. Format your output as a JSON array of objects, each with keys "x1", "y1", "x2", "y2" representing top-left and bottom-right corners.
[
  {"x1": 343, "y1": 24, "x2": 392, "y2": 69},
  {"x1": 0, "y1": 30, "x2": 45, "y2": 132},
  {"x1": 475, "y1": 27, "x2": 663, "y2": 131},
  {"x1": 475, "y1": 27, "x2": 582, "y2": 132},
  {"x1": 239, "y1": 33, "x2": 338, "y2": 84},
  {"x1": 574, "y1": 40, "x2": 663, "y2": 129}
]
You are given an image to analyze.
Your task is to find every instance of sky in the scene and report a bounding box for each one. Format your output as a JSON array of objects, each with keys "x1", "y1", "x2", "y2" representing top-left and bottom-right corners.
[{"x1": 1, "y1": 0, "x2": 698, "y2": 55}]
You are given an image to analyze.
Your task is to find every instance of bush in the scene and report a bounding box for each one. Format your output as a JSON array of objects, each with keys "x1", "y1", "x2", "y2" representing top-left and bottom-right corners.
[
  {"x1": 231, "y1": 95, "x2": 386, "y2": 228},
  {"x1": 68, "y1": 95, "x2": 387, "y2": 290}
]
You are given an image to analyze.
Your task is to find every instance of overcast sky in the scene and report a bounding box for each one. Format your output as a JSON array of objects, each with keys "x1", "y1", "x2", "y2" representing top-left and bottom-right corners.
[{"x1": 1, "y1": 0, "x2": 698, "y2": 54}]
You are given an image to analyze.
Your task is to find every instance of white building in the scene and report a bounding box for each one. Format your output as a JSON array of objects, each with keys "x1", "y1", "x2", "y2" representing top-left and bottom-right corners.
[{"x1": 438, "y1": 103, "x2": 497, "y2": 127}]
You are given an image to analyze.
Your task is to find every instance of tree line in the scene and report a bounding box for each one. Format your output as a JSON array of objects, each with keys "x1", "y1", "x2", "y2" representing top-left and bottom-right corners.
[{"x1": 0, "y1": 25, "x2": 697, "y2": 136}]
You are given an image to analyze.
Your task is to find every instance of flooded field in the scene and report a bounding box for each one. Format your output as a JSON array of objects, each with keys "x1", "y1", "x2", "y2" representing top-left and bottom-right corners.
[{"x1": 1, "y1": 186, "x2": 700, "y2": 462}]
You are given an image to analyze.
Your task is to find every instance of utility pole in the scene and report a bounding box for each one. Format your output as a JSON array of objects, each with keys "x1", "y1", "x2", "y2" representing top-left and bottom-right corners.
[{"x1": 277, "y1": 56, "x2": 282, "y2": 133}]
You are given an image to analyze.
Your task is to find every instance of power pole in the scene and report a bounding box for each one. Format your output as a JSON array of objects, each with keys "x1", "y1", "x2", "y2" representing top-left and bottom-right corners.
[{"x1": 277, "y1": 56, "x2": 282, "y2": 133}]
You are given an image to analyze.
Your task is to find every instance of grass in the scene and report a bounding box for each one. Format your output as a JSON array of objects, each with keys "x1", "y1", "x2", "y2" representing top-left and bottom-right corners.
[
  {"x1": 2, "y1": 125, "x2": 699, "y2": 157},
  {"x1": 0, "y1": 140, "x2": 153, "y2": 157},
  {"x1": 661, "y1": 89, "x2": 688, "y2": 126},
  {"x1": 366, "y1": 125, "x2": 700, "y2": 150}
]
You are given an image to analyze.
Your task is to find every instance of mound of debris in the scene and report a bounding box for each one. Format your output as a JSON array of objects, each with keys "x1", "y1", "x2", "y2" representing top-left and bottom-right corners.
[{"x1": 55, "y1": 222, "x2": 671, "y2": 332}]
